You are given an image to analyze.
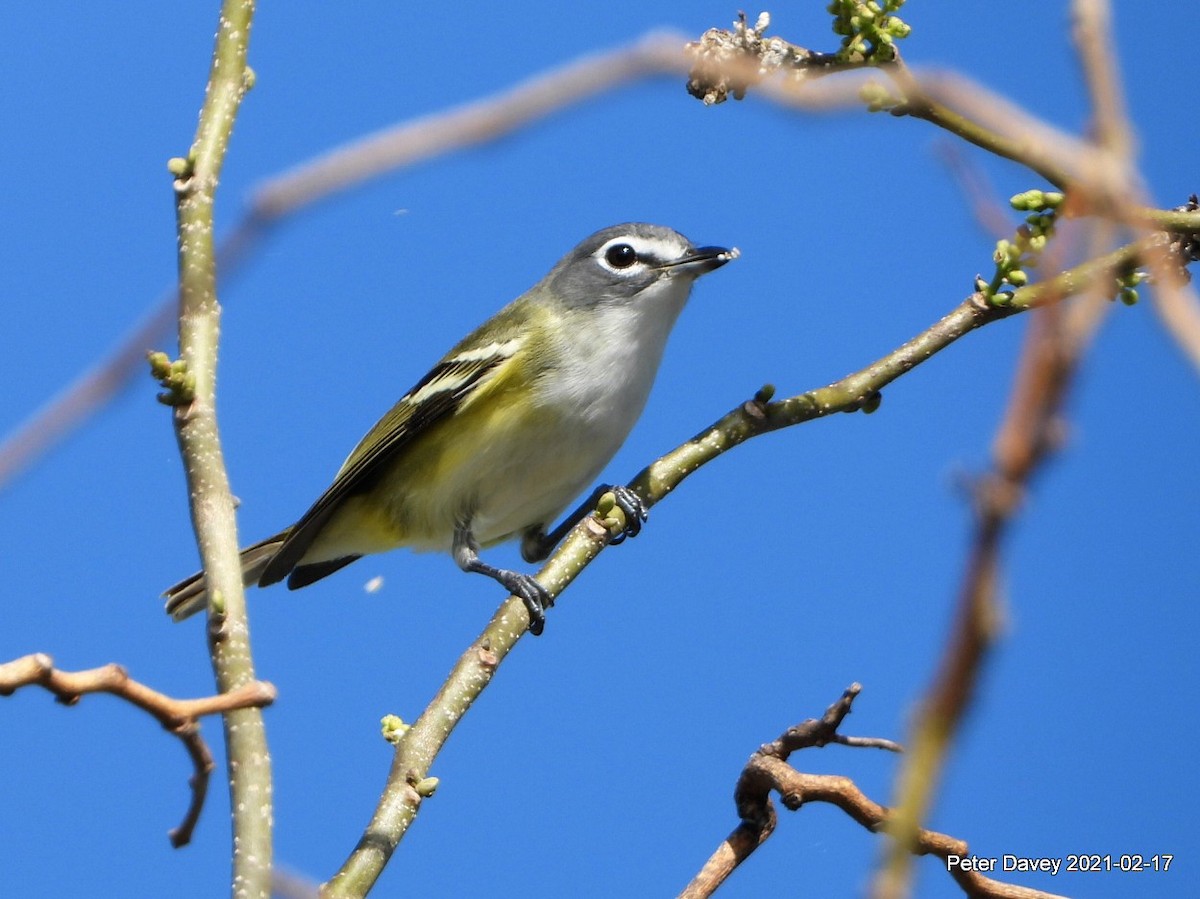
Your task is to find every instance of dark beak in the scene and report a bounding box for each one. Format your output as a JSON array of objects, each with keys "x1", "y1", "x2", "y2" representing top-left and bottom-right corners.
[{"x1": 660, "y1": 245, "x2": 740, "y2": 276}]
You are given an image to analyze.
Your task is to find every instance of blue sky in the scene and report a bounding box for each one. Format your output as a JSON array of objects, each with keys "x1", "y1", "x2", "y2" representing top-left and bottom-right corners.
[{"x1": 1, "y1": 3, "x2": 1196, "y2": 898}]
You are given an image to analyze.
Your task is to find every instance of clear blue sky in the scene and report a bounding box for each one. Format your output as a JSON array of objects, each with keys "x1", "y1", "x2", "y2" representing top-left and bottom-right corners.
[{"x1": 2, "y1": 3, "x2": 1196, "y2": 897}]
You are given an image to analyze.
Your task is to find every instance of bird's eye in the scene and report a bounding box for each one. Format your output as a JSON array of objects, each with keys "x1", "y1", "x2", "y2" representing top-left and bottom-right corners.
[{"x1": 604, "y1": 243, "x2": 638, "y2": 269}]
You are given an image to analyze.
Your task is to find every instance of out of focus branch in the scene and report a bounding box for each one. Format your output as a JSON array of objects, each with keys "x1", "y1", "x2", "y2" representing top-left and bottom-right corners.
[
  {"x1": 872, "y1": 5, "x2": 1135, "y2": 896},
  {"x1": 1152, "y1": 194, "x2": 1200, "y2": 371},
  {"x1": 0, "y1": 33, "x2": 690, "y2": 494},
  {"x1": 8, "y1": 20, "x2": 1200, "y2": 495},
  {"x1": 679, "y1": 685, "x2": 1063, "y2": 899},
  {"x1": 0, "y1": 652, "x2": 275, "y2": 847},
  {"x1": 324, "y1": 227, "x2": 1179, "y2": 895}
]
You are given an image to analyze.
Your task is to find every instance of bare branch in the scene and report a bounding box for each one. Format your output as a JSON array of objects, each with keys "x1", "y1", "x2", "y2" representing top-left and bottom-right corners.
[
  {"x1": 0, "y1": 652, "x2": 275, "y2": 847},
  {"x1": 323, "y1": 227, "x2": 1178, "y2": 893},
  {"x1": 251, "y1": 32, "x2": 689, "y2": 219},
  {"x1": 870, "y1": 7, "x2": 1188, "y2": 890},
  {"x1": 168, "y1": 1, "x2": 272, "y2": 895},
  {"x1": 679, "y1": 686, "x2": 1062, "y2": 899},
  {"x1": 8, "y1": 22, "x2": 1199, "y2": 497},
  {"x1": 0, "y1": 33, "x2": 690, "y2": 494}
]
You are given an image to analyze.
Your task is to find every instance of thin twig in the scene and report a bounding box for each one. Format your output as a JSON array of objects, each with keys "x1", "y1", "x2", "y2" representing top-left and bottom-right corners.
[
  {"x1": 872, "y1": 7, "x2": 1136, "y2": 895},
  {"x1": 0, "y1": 33, "x2": 689, "y2": 494},
  {"x1": 0, "y1": 652, "x2": 275, "y2": 847},
  {"x1": 7, "y1": 27, "x2": 1200, "y2": 496},
  {"x1": 323, "y1": 231, "x2": 1171, "y2": 895},
  {"x1": 678, "y1": 686, "x2": 1063, "y2": 899},
  {"x1": 250, "y1": 32, "x2": 689, "y2": 219},
  {"x1": 1072, "y1": 0, "x2": 1200, "y2": 373}
]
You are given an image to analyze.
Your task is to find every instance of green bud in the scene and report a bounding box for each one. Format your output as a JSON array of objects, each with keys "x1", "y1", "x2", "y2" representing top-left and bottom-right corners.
[
  {"x1": 1042, "y1": 191, "x2": 1065, "y2": 208},
  {"x1": 1028, "y1": 234, "x2": 1047, "y2": 253},
  {"x1": 889, "y1": 19, "x2": 912, "y2": 38},
  {"x1": 1009, "y1": 190, "x2": 1034, "y2": 210},
  {"x1": 381, "y1": 714, "x2": 409, "y2": 744},
  {"x1": 1007, "y1": 269, "x2": 1028, "y2": 286},
  {"x1": 991, "y1": 290, "x2": 1014, "y2": 308},
  {"x1": 993, "y1": 240, "x2": 1010, "y2": 264},
  {"x1": 859, "y1": 81, "x2": 892, "y2": 107},
  {"x1": 414, "y1": 776, "x2": 440, "y2": 797},
  {"x1": 242, "y1": 66, "x2": 257, "y2": 91},
  {"x1": 861, "y1": 392, "x2": 882, "y2": 414},
  {"x1": 755, "y1": 383, "x2": 776, "y2": 405},
  {"x1": 147, "y1": 351, "x2": 171, "y2": 378},
  {"x1": 149, "y1": 351, "x2": 195, "y2": 405},
  {"x1": 1119, "y1": 287, "x2": 1139, "y2": 305},
  {"x1": 166, "y1": 157, "x2": 190, "y2": 177},
  {"x1": 974, "y1": 275, "x2": 990, "y2": 293}
]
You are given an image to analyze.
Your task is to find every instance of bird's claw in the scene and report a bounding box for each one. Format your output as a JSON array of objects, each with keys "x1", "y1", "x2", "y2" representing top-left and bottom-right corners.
[{"x1": 500, "y1": 571, "x2": 550, "y2": 636}]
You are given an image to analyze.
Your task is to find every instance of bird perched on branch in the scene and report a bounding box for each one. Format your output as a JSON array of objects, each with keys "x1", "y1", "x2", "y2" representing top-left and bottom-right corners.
[{"x1": 164, "y1": 223, "x2": 738, "y2": 634}]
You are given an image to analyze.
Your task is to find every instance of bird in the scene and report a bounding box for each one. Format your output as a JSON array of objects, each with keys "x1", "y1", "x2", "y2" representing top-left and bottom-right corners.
[{"x1": 163, "y1": 223, "x2": 738, "y2": 634}]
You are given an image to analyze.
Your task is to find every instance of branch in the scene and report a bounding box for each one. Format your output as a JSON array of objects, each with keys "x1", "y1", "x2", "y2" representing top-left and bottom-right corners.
[
  {"x1": 686, "y1": 13, "x2": 1200, "y2": 238},
  {"x1": 168, "y1": 2, "x2": 271, "y2": 896},
  {"x1": 9, "y1": 23, "x2": 1200, "y2": 497},
  {"x1": 249, "y1": 32, "x2": 688, "y2": 219},
  {"x1": 322, "y1": 514, "x2": 615, "y2": 897},
  {"x1": 0, "y1": 32, "x2": 690, "y2": 495},
  {"x1": 323, "y1": 229, "x2": 1177, "y2": 895},
  {"x1": 688, "y1": 10, "x2": 1200, "y2": 375},
  {"x1": 0, "y1": 653, "x2": 275, "y2": 847},
  {"x1": 872, "y1": 4, "x2": 1162, "y2": 894},
  {"x1": 678, "y1": 686, "x2": 1063, "y2": 899},
  {"x1": 1152, "y1": 195, "x2": 1200, "y2": 371}
]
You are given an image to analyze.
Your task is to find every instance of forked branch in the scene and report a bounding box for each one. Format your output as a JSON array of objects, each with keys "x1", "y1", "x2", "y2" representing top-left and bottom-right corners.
[
  {"x1": 679, "y1": 685, "x2": 1065, "y2": 899},
  {"x1": 0, "y1": 653, "x2": 275, "y2": 847}
]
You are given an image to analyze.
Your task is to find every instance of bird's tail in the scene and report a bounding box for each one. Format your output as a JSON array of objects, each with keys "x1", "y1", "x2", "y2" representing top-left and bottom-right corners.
[{"x1": 163, "y1": 532, "x2": 287, "y2": 621}]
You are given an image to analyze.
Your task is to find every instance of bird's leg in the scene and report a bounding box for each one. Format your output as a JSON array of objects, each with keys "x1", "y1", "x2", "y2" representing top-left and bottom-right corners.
[
  {"x1": 520, "y1": 484, "x2": 649, "y2": 563},
  {"x1": 454, "y1": 522, "x2": 549, "y2": 636}
]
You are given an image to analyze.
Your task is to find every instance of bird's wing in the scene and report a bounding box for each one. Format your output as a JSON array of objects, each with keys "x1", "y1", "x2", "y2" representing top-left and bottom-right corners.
[{"x1": 258, "y1": 322, "x2": 529, "y2": 587}]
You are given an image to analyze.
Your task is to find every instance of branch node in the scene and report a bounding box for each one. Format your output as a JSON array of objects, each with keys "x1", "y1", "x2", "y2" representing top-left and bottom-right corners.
[{"x1": 0, "y1": 654, "x2": 272, "y2": 847}]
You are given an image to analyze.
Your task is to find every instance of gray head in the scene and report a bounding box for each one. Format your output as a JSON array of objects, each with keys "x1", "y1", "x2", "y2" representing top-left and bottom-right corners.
[{"x1": 544, "y1": 223, "x2": 737, "y2": 309}]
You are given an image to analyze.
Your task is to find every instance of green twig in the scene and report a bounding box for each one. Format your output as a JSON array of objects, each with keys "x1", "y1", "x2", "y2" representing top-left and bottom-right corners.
[
  {"x1": 169, "y1": 2, "x2": 268, "y2": 897},
  {"x1": 324, "y1": 230, "x2": 1166, "y2": 897}
]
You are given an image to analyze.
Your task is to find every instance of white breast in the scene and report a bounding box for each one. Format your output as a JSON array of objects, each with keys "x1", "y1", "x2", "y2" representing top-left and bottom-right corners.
[{"x1": 469, "y1": 278, "x2": 694, "y2": 543}]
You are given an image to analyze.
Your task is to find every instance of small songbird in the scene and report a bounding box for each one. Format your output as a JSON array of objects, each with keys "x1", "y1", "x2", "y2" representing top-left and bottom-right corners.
[{"x1": 164, "y1": 223, "x2": 738, "y2": 633}]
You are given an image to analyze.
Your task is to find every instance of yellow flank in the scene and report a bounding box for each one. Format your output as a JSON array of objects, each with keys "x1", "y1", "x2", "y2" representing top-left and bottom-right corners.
[{"x1": 302, "y1": 328, "x2": 573, "y2": 561}]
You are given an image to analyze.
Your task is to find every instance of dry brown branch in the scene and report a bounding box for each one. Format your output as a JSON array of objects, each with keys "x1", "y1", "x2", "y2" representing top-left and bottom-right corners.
[
  {"x1": 870, "y1": 6, "x2": 1169, "y2": 894},
  {"x1": 251, "y1": 32, "x2": 689, "y2": 219},
  {"x1": 5, "y1": 20, "x2": 1198, "y2": 497},
  {"x1": 0, "y1": 652, "x2": 276, "y2": 847},
  {"x1": 873, "y1": 300, "x2": 1089, "y2": 899},
  {"x1": 1070, "y1": 0, "x2": 1200, "y2": 372},
  {"x1": 679, "y1": 686, "x2": 1062, "y2": 899},
  {"x1": 0, "y1": 33, "x2": 690, "y2": 495}
]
